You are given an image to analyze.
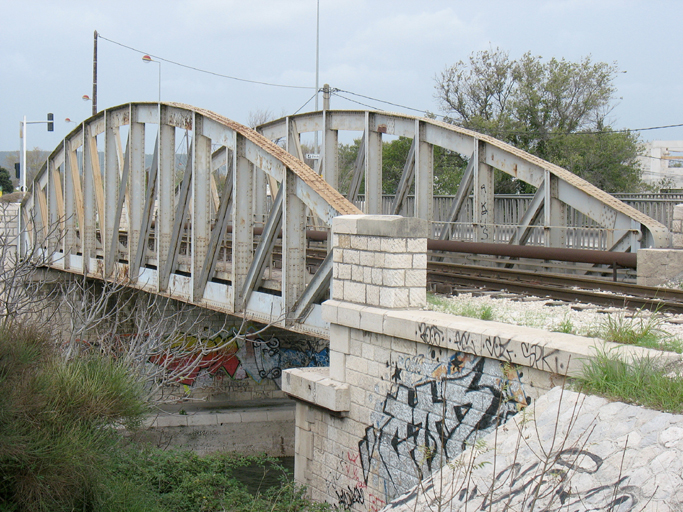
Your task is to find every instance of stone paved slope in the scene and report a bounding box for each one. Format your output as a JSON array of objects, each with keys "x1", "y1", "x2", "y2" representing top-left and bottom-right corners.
[{"x1": 383, "y1": 387, "x2": 683, "y2": 511}]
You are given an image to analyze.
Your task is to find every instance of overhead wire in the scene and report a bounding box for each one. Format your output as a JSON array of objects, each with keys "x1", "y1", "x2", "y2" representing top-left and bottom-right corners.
[{"x1": 98, "y1": 34, "x2": 315, "y2": 90}]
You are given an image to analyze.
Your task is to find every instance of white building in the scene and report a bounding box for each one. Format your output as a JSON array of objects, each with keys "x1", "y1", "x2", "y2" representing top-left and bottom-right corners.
[{"x1": 638, "y1": 141, "x2": 683, "y2": 189}]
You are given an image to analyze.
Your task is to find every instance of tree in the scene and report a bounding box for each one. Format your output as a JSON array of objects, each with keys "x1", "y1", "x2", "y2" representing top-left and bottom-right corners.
[
  {"x1": 0, "y1": 168, "x2": 13, "y2": 194},
  {"x1": 435, "y1": 48, "x2": 643, "y2": 193},
  {"x1": 5, "y1": 147, "x2": 49, "y2": 187}
]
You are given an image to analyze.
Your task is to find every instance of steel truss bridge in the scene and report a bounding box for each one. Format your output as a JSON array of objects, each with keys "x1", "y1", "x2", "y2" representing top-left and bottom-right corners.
[{"x1": 22, "y1": 103, "x2": 668, "y2": 337}]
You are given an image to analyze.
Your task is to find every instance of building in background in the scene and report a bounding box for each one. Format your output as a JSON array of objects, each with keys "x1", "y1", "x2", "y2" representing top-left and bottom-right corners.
[{"x1": 638, "y1": 141, "x2": 683, "y2": 190}]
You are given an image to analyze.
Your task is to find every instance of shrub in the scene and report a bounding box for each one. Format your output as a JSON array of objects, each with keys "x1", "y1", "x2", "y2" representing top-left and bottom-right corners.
[{"x1": 0, "y1": 323, "x2": 148, "y2": 511}]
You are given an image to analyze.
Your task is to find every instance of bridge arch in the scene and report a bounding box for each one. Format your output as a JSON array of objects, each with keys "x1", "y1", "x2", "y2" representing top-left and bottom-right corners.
[
  {"x1": 258, "y1": 110, "x2": 668, "y2": 252},
  {"x1": 22, "y1": 102, "x2": 360, "y2": 337}
]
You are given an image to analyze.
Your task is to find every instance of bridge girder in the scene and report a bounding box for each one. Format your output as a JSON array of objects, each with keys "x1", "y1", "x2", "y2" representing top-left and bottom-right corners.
[
  {"x1": 259, "y1": 110, "x2": 669, "y2": 251},
  {"x1": 22, "y1": 102, "x2": 360, "y2": 337}
]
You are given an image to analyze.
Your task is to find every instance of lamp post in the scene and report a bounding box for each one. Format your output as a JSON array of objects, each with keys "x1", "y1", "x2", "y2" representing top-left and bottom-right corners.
[{"x1": 142, "y1": 55, "x2": 161, "y2": 103}]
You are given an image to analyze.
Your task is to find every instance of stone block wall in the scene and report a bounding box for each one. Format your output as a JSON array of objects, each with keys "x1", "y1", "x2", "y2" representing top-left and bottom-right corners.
[
  {"x1": 332, "y1": 215, "x2": 427, "y2": 309},
  {"x1": 283, "y1": 215, "x2": 679, "y2": 511}
]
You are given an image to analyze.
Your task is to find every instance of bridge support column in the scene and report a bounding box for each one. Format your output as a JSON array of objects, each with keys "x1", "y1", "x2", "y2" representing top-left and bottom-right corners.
[
  {"x1": 364, "y1": 113, "x2": 382, "y2": 214},
  {"x1": 473, "y1": 140, "x2": 494, "y2": 243}
]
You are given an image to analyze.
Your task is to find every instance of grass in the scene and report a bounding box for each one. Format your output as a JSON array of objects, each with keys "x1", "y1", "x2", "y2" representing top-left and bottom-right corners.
[
  {"x1": 428, "y1": 293, "x2": 494, "y2": 321},
  {"x1": 578, "y1": 345, "x2": 683, "y2": 414}
]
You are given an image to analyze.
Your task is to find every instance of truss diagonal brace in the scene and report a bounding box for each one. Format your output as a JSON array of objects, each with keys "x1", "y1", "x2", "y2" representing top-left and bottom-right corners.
[
  {"x1": 131, "y1": 135, "x2": 159, "y2": 281},
  {"x1": 509, "y1": 181, "x2": 546, "y2": 246},
  {"x1": 347, "y1": 132, "x2": 366, "y2": 203},
  {"x1": 292, "y1": 250, "x2": 333, "y2": 322},
  {"x1": 440, "y1": 150, "x2": 475, "y2": 240},
  {"x1": 391, "y1": 138, "x2": 416, "y2": 215},
  {"x1": 240, "y1": 185, "x2": 284, "y2": 308},
  {"x1": 105, "y1": 133, "x2": 130, "y2": 275},
  {"x1": 160, "y1": 145, "x2": 193, "y2": 291},
  {"x1": 195, "y1": 164, "x2": 234, "y2": 300}
]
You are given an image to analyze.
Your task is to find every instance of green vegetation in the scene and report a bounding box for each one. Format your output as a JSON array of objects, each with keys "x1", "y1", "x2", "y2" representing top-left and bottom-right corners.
[
  {"x1": 588, "y1": 309, "x2": 683, "y2": 354},
  {"x1": 578, "y1": 346, "x2": 683, "y2": 414},
  {"x1": 0, "y1": 323, "x2": 147, "y2": 511},
  {"x1": 428, "y1": 293, "x2": 494, "y2": 320},
  {"x1": 0, "y1": 167, "x2": 13, "y2": 194},
  {"x1": 0, "y1": 323, "x2": 324, "y2": 512},
  {"x1": 110, "y1": 448, "x2": 329, "y2": 512},
  {"x1": 435, "y1": 48, "x2": 644, "y2": 193}
]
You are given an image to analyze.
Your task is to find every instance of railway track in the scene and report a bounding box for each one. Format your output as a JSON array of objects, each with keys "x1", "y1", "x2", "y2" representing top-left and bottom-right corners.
[{"x1": 427, "y1": 261, "x2": 683, "y2": 314}]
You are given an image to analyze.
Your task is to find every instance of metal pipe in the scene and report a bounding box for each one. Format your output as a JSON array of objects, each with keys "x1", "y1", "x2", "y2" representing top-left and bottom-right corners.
[{"x1": 426, "y1": 239, "x2": 637, "y2": 268}]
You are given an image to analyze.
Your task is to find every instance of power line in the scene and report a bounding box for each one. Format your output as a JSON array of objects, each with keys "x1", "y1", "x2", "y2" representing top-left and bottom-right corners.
[
  {"x1": 293, "y1": 92, "x2": 319, "y2": 115},
  {"x1": 334, "y1": 87, "x2": 683, "y2": 136},
  {"x1": 98, "y1": 34, "x2": 315, "y2": 90}
]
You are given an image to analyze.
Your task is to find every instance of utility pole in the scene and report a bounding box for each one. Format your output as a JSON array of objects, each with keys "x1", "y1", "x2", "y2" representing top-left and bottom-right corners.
[
  {"x1": 92, "y1": 30, "x2": 98, "y2": 116},
  {"x1": 314, "y1": 0, "x2": 320, "y2": 154},
  {"x1": 323, "y1": 83, "x2": 330, "y2": 111}
]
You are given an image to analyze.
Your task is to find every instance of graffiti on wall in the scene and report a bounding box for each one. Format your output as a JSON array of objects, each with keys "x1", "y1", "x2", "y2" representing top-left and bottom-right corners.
[
  {"x1": 149, "y1": 327, "x2": 329, "y2": 387},
  {"x1": 356, "y1": 349, "x2": 529, "y2": 500},
  {"x1": 326, "y1": 450, "x2": 386, "y2": 512},
  {"x1": 385, "y1": 447, "x2": 641, "y2": 511}
]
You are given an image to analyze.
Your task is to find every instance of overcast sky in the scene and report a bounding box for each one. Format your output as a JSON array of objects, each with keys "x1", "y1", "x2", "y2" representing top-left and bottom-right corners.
[{"x1": 2, "y1": 0, "x2": 683, "y2": 153}]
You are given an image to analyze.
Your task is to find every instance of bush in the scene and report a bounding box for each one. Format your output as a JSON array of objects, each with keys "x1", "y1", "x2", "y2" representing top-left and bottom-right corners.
[{"x1": 0, "y1": 323, "x2": 148, "y2": 511}]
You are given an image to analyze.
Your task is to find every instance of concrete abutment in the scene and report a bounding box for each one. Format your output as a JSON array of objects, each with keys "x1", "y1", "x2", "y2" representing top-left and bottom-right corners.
[{"x1": 283, "y1": 214, "x2": 680, "y2": 511}]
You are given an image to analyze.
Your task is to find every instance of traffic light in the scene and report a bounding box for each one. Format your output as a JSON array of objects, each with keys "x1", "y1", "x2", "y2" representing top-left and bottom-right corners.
[
  {"x1": 14, "y1": 163, "x2": 19, "y2": 180},
  {"x1": 47, "y1": 113, "x2": 54, "y2": 132}
]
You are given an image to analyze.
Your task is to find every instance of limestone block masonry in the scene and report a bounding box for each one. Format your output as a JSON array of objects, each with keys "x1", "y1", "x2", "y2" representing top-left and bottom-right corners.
[{"x1": 282, "y1": 215, "x2": 680, "y2": 512}]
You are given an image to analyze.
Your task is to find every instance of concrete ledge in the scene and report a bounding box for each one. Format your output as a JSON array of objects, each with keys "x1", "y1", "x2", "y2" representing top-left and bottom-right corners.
[
  {"x1": 282, "y1": 367, "x2": 350, "y2": 412},
  {"x1": 332, "y1": 215, "x2": 428, "y2": 238},
  {"x1": 322, "y1": 300, "x2": 682, "y2": 378}
]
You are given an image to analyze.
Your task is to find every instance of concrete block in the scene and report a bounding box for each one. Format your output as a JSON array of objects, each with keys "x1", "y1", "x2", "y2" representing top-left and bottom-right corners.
[
  {"x1": 351, "y1": 264, "x2": 364, "y2": 282},
  {"x1": 384, "y1": 253, "x2": 413, "y2": 269},
  {"x1": 366, "y1": 284, "x2": 380, "y2": 306},
  {"x1": 321, "y1": 300, "x2": 341, "y2": 323},
  {"x1": 673, "y1": 219, "x2": 683, "y2": 234},
  {"x1": 407, "y1": 238, "x2": 427, "y2": 253},
  {"x1": 371, "y1": 268, "x2": 383, "y2": 285},
  {"x1": 383, "y1": 311, "x2": 418, "y2": 341},
  {"x1": 380, "y1": 237, "x2": 407, "y2": 253},
  {"x1": 374, "y1": 252, "x2": 385, "y2": 267},
  {"x1": 344, "y1": 280, "x2": 366, "y2": 304},
  {"x1": 412, "y1": 253, "x2": 428, "y2": 269},
  {"x1": 336, "y1": 303, "x2": 364, "y2": 329},
  {"x1": 350, "y1": 235, "x2": 368, "y2": 250},
  {"x1": 347, "y1": 354, "x2": 368, "y2": 375},
  {"x1": 329, "y1": 350, "x2": 346, "y2": 382},
  {"x1": 367, "y1": 236, "x2": 381, "y2": 251},
  {"x1": 359, "y1": 306, "x2": 384, "y2": 333},
  {"x1": 332, "y1": 215, "x2": 364, "y2": 235},
  {"x1": 343, "y1": 249, "x2": 360, "y2": 265},
  {"x1": 330, "y1": 324, "x2": 351, "y2": 354},
  {"x1": 187, "y1": 413, "x2": 215, "y2": 426},
  {"x1": 152, "y1": 414, "x2": 189, "y2": 428},
  {"x1": 241, "y1": 410, "x2": 269, "y2": 423},
  {"x1": 392, "y1": 336, "x2": 417, "y2": 355},
  {"x1": 363, "y1": 266, "x2": 372, "y2": 283},
  {"x1": 295, "y1": 403, "x2": 311, "y2": 431},
  {"x1": 380, "y1": 287, "x2": 410, "y2": 308},
  {"x1": 405, "y1": 269, "x2": 426, "y2": 287},
  {"x1": 337, "y1": 234, "x2": 351, "y2": 248},
  {"x1": 409, "y1": 287, "x2": 427, "y2": 308},
  {"x1": 360, "y1": 250, "x2": 375, "y2": 267},
  {"x1": 335, "y1": 263, "x2": 352, "y2": 280},
  {"x1": 333, "y1": 249, "x2": 343, "y2": 263},
  {"x1": 361, "y1": 342, "x2": 375, "y2": 360},
  {"x1": 332, "y1": 280, "x2": 344, "y2": 300},
  {"x1": 349, "y1": 338, "x2": 363, "y2": 357},
  {"x1": 383, "y1": 268, "x2": 406, "y2": 287}
]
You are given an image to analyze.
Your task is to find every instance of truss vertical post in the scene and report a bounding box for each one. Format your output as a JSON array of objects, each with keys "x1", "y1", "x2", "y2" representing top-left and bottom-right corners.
[
  {"x1": 128, "y1": 111, "x2": 145, "y2": 267},
  {"x1": 323, "y1": 110, "x2": 338, "y2": 190},
  {"x1": 473, "y1": 140, "x2": 494, "y2": 243},
  {"x1": 82, "y1": 124, "x2": 97, "y2": 274},
  {"x1": 157, "y1": 108, "x2": 175, "y2": 291},
  {"x1": 103, "y1": 113, "x2": 120, "y2": 276},
  {"x1": 192, "y1": 115, "x2": 211, "y2": 302},
  {"x1": 63, "y1": 141, "x2": 75, "y2": 268},
  {"x1": 282, "y1": 167, "x2": 306, "y2": 324},
  {"x1": 232, "y1": 133, "x2": 254, "y2": 310},
  {"x1": 545, "y1": 171, "x2": 566, "y2": 247},
  {"x1": 46, "y1": 158, "x2": 60, "y2": 256},
  {"x1": 364, "y1": 112, "x2": 382, "y2": 214},
  {"x1": 415, "y1": 119, "x2": 433, "y2": 227}
]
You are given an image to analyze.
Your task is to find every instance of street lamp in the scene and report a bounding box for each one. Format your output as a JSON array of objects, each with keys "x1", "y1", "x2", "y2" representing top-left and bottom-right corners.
[{"x1": 142, "y1": 54, "x2": 161, "y2": 103}]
